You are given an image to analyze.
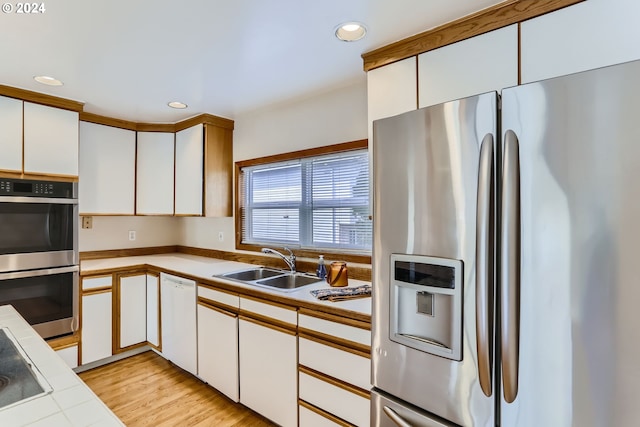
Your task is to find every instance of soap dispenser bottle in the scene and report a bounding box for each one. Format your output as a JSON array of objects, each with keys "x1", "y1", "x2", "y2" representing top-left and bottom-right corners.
[{"x1": 316, "y1": 255, "x2": 327, "y2": 279}]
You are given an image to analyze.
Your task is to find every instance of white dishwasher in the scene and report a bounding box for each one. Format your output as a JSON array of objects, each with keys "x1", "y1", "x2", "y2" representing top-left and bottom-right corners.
[{"x1": 160, "y1": 273, "x2": 197, "y2": 375}]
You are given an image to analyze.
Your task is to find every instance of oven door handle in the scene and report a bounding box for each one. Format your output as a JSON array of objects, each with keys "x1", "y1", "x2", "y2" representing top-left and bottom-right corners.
[
  {"x1": 0, "y1": 196, "x2": 78, "y2": 204},
  {"x1": 0, "y1": 265, "x2": 79, "y2": 280}
]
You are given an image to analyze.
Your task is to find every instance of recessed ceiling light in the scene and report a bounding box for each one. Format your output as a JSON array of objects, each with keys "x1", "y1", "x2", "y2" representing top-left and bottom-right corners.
[
  {"x1": 34, "y1": 75, "x2": 63, "y2": 86},
  {"x1": 335, "y1": 22, "x2": 367, "y2": 42},
  {"x1": 168, "y1": 101, "x2": 188, "y2": 109}
]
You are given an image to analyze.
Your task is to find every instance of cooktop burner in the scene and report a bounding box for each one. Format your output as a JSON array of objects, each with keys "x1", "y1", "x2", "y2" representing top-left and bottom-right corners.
[{"x1": 0, "y1": 328, "x2": 51, "y2": 410}]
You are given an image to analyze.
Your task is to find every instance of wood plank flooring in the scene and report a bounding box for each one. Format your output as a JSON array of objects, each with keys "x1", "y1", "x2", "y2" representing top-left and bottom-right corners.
[{"x1": 79, "y1": 351, "x2": 276, "y2": 427}]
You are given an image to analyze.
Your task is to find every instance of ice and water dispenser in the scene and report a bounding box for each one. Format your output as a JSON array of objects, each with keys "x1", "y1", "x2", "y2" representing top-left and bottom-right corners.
[{"x1": 390, "y1": 254, "x2": 463, "y2": 361}]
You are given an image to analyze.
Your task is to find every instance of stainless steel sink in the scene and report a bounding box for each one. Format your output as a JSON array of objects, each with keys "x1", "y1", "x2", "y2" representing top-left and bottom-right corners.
[
  {"x1": 256, "y1": 273, "x2": 322, "y2": 290},
  {"x1": 221, "y1": 267, "x2": 283, "y2": 281},
  {"x1": 217, "y1": 267, "x2": 322, "y2": 292}
]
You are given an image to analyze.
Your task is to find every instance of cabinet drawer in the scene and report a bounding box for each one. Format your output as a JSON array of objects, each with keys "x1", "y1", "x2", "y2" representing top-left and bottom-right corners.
[
  {"x1": 298, "y1": 313, "x2": 370, "y2": 347},
  {"x1": 82, "y1": 275, "x2": 112, "y2": 291},
  {"x1": 299, "y1": 370, "x2": 370, "y2": 427},
  {"x1": 198, "y1": 285, "x2": 239, "y2": 308},
  {"x1": 299, "y1": 337, "x2": 370, "y2": 391},
  {"x1": 240, "y1": 296, "x2": 296, "y2": 326},
  {"x1": 299, "y1": 403, "x2": 352, "y2": 427}
]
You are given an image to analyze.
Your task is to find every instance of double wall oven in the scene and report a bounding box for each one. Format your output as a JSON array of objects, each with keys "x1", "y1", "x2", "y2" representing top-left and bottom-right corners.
[{"x1": 0, "y1": 178, "x2": 78, "y2": 339}]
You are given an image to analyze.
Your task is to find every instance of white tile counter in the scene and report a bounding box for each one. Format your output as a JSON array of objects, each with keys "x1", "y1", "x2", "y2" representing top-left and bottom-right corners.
[
  {"x1": 0, "y1": 305, "x2": 124, "y2": 427},
  {"x1": 81, "y1": 253, "x2": 371, "y2": 318}
]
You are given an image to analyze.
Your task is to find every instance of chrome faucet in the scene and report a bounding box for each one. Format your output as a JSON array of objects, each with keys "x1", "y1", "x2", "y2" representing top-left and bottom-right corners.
[{"x1": 261, "y1": 247, "x2": 296, "y2": 273}]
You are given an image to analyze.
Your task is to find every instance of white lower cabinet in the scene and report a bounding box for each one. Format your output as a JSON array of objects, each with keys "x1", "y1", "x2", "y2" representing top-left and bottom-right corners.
[
  {"x1": 146, "y1": 274, "x2": 160, "y2": 348},
  {"x1": 239, "y1": 296, "x2": 298, "y2": 427},
  {"x1": 56, "y1": 345, "x2": 78, "y2": 369},
  {"x1": 160, "y1": 273, "x2": 197, "y2": 375},
  {"x1": 81, "y1": 290, "x2": 113, "y2": 364},
  {"x1": 118, "y1": 274, "x2": 147, "y2": 349}
]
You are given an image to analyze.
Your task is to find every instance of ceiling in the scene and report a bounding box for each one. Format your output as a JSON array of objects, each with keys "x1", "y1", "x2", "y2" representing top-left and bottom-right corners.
[{"x1": 1, "y1": 0, "x2": 503, "y2": 123}]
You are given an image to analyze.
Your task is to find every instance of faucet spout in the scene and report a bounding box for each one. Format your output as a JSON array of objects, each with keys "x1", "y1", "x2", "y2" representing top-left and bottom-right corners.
[{"x1": 261, "y1": 247, "x2": 296, "y2": 273}]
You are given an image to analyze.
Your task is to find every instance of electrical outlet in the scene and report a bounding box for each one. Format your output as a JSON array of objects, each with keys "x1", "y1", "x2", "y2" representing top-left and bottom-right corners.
[
  {"x1": 128, "y1": 230, "x2": 136, "y2": 241},
  {"x1": 218, "y1": 231, "x2": 224, "y2": 242},
  {"x1": 82, "y1": 216, "x2": 93, "y2": 229}
]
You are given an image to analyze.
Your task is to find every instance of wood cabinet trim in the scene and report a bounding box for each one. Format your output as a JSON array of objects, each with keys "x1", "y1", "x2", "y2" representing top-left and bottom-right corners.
[
  {"x1": 80, "y1": 111, "x2": 234, "y2": 133},
  {"x1": 175, "y1": 113, "x2": 234, "y2": 132},
  {"x1": 0, "y1": 171, "x2": 78, "y2": 182},
  {"x1": 197, "y1": 298, "x2": 239, "y2": 316},
  {"x1": 239, "y1": 313, "x2": 297, "y2": 335},
  {"x1": 299, "y1": 330, "x2": 370, "y2": 359},
  {"x1": 298, "y1": 400, "x2": 354, "y2": 427},
  {"x1": 79, "y1": 112, "x2": 138, "y2": 131},
  {"x1": 299, "y1": 308, "x2": 371, "y2": 331},
  {"x1": 299, "y1": 365, "x2": 371, "y2": 400},
  {"x1": 47, "y1": 333, "x2": 80, "y2": 351},
  {"x1": 79, "y1": 246, "x2": 178, "y2": 260},
  {"x1": 361, "y1": 0, "x2": 586, "y2": 71},
  {"x1": 0, "y1": 85, "x2": 84, "y2": 112},
  {"x1": 81, "y1": 286, "x2": 113, "y2": 296}
]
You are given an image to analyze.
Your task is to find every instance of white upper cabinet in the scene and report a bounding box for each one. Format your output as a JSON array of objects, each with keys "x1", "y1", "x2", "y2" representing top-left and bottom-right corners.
[
  {"x1": 0, "y1": 96, "x2": 23, "y2": 172},
  {"x1": 23, "y1": 102, "x2": 79, "y2": 176},
  {"x1": 419, "y1": 25, "x2": 518, "y2": 108},
  {"x1": 521, "y1": 0, "x2": 640, "y2": 83},
  {"x1": 79, "y1": 122, "x2": 136, "y2": 214},
  {"x1": 136, "y1": 131, "x2": 175, "y2": 215},
  {"x1": 367, "y1": 56, "x2": 417, "y2": 139},
  {"x1": 175, "y1": 124, "x2": 203, "y2": 216}
]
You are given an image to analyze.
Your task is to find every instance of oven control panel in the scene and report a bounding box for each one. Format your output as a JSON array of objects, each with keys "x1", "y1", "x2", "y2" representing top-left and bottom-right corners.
[{"x1": 0, "y1": 178, "x2": 76, "y2": 198}]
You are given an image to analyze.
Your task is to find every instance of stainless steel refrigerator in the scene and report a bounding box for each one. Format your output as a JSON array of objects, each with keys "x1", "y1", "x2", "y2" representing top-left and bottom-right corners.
[{"x1": 371, "y1": 59, "x2": 640, "y2": 427}]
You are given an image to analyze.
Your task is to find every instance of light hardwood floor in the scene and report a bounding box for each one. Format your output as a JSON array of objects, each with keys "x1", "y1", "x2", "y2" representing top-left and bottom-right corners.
[{"x1": 79, "y1": 351, "x2": 276, "y2": 427}]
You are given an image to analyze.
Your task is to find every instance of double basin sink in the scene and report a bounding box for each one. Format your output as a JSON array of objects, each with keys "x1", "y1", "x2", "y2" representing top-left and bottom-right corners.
[{"x1": 217, "y1": 267, "x2": 322, "y2": 292}]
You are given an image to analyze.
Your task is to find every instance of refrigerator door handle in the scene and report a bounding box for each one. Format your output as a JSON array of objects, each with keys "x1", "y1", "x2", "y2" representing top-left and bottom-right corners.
[
  {"x1": 383, "y1": 406, "x2": 413, "y2": 427},
  {"x1": 475, "y1": 133, "x2": 494, "y2": 397},
  {"x1": 500, "y1": 129, "x2": 521, "y2": 403}
]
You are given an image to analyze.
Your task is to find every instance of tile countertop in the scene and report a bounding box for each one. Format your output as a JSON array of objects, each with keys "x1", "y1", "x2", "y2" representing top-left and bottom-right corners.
[
  {"x1": 81, "y1": 253, "x2": 371, "y2": 319},
  {"x1": 0, "y1": 305, "x2": 124, "y2": 427}
]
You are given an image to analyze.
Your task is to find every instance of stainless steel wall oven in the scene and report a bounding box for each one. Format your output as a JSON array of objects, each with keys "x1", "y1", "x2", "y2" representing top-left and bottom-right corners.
[{"x1": 0, "y1": 178, "x2": 78, "y2": 339}]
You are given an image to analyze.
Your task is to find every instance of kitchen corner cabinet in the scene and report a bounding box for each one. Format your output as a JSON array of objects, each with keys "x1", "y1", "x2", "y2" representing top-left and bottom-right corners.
[
  {"x1": 197, "y1": 286, "x2": 239, "y2": 402},
  {"x1": 203, "y1": 123, "x2": 233, "y2": 217},
  {"x1": 79, "y1": 122, "x2": 136, "y2": 214},
  {"x1": 175, "y1": 124, "x2": 204, "y2": 216},
  {"x1": 160, "y1": 273, "x2": 197, "y2": 375},
  {"x1": 81, "y1": 275, "x2": 114, "y2": 365},
  {"x1": 0, "y1": 95, "x2": 23, "y2": 172},
  {"x1": 520, "y1": 0, "x2": 640, "y2": 84},
  {"x1": 418, "y1": 25, "x2": 518, "y2": 108},
  {"x1": 298, "y1": 309, "x2": 372, "y2": 427},
  {"x1": 23, "y1": 102, "x2": 79, "y2": 177},
  {"x1": 136, "y1": 131, "x2": 175, "y2": 215},
  {"x1": 239, "y1": 297, "x2": 298, "y2": 427},
  {"x1": 116, "y1": 273, "x2": 147, "y2": 350}
]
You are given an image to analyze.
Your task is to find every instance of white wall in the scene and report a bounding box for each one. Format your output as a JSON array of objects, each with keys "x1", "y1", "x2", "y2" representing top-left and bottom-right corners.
[
  {"x1": 79, "y1": 216, "x2": 180, "y2": 252},
  {"x1": 179, "y1": 77, "x2": 368, "y2": 251}
]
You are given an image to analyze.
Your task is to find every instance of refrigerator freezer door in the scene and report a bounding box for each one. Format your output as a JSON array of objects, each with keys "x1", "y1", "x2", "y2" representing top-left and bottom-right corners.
[
  {"x1": 372, "y1": 389, "x2": 459, "y2": 427},
  {"x1": 501, "y1": 59, "x2": 640, "y2": 426},
  {"x1": 372, "y1": 92, "x2": 497, "y2": 426}
]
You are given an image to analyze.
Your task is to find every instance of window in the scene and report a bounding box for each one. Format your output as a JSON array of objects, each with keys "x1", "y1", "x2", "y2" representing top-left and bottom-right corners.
[{"x1": 238, "y1": 146, "x2": 372, "y2": 253}]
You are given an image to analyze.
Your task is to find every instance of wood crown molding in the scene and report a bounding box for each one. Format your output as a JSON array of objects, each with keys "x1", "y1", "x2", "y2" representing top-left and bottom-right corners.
[
  {"x1": 0, "y1": 84, "x2": 84, "y2": 112},
  {"x1": 361, "y1": 0, "x2": 586, "y2": 71},
  {"x1": 79, "y1": 112, "x2": 235, "y2": 133}
]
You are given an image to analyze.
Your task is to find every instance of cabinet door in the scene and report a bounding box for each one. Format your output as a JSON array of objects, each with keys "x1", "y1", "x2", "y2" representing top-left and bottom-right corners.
[
  {"x1": 175, "y1": 124, "x2": 203, "y2": 216},
  {"x1": 79, "y1": 122, "x2": 136, "y2": 214},
  {"x1": 521, "y1": 0, "x2": 640, "y2": 83},
  {"x1": 197, "y1": 304, "x2": 239, "y2": 402},
  {"x1": 0, "y1": 95, "x2": 23, "y2": 172},
  {"x1": 367, "y1": 56, "x2": 417, "y2": 140},
  {"x1": 146, "y1": 274, "x2": 160, "y2": 348},
  {"x1": 418, "y1": 25, "x2": 518, "y2": 108},
  {"x1": 81, "y1": 291, "x2": 112, "y2": 364},
  {"x1": 24, "y1": 102, "x2": 79, "y2": 176},
  {"x1": 239, "y1": 318, "x2": 297, "y2": 427},
  {"x1": 119, "y1": 275, "x2": 147, "y2": 348},
  {"x1": 160, "y1": 274, "x2": 197, "y2": 375},
  {"x1": 136, "y1": 132, "x2": 175, "y2": 215}
]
